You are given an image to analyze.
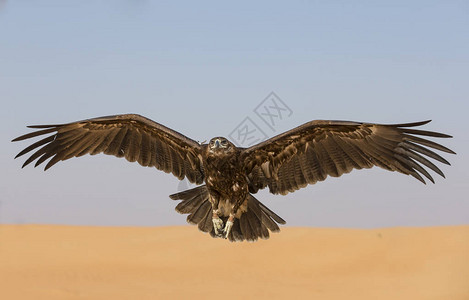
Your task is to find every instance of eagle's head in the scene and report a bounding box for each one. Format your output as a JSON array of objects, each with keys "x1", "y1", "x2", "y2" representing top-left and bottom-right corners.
[{"x1": 208, "y1": 137, "x2": 234, "y2": 153}]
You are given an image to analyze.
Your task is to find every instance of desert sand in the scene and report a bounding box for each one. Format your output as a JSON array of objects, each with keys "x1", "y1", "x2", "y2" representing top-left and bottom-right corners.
[{"x1": 0, "y1": 225, "x2": 468, "y2": 300}]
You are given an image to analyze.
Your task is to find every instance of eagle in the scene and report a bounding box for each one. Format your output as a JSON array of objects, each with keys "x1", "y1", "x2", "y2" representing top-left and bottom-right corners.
[{"x1": 12, "y1": 114, "x2": 455, "y2": 242}]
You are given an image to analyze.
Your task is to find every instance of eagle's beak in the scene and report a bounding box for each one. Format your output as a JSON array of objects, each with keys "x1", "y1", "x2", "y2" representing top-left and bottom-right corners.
[{"x1": 214, "y1": 139, "x2": 221, "y2": 148}]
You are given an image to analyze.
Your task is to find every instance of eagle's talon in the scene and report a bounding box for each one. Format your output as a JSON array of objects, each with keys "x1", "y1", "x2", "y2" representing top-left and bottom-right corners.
[
  {"x1": 223, "y1": 220, "x2": 234, "y2": 239},
  {"x1": 212, "y1": 217, "x2": 224, "y2": 236}
]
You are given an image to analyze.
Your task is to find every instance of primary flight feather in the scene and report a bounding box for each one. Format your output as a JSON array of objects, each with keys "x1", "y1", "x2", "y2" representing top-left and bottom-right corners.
[{"x1": 13, "y1": 114, "x2": 455, "y2": 242}]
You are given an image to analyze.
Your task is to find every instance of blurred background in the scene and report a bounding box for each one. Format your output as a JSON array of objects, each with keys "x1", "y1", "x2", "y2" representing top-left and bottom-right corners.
[{"x1": 1, "y1": 0, "x2": 467, "y2": 227}]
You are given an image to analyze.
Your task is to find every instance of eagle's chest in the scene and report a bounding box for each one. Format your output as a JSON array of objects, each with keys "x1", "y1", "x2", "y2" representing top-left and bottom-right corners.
[{"x1": 204, "y1": 155, "x2": 247, "y2": 197}]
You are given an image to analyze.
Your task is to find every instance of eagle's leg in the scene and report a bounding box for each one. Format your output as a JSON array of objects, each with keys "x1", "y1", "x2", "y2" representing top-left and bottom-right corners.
[
  {"x1": 223, "y1": 213, "x2": 235, "y2": 239},
  {"x1": 209, "y1": 194, "x2": 224, "y2": 237},
  {"x1": 212, "y1": 210, "x2": 224, "y2": 237},
  {"x1": 223, "y1": 200, "x2": 242, "y2": 238}
]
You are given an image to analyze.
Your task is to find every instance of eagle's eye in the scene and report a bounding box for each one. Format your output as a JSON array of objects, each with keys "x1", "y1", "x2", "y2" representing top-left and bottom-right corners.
[{"x1": 221, "y1": 140, "x2": 228, "y2": 147}]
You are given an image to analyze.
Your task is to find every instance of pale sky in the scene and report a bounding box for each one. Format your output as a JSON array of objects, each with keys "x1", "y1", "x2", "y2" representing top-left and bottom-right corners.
[{"x1": 1, "y1": 1, "x2": 468, "y2": 227}]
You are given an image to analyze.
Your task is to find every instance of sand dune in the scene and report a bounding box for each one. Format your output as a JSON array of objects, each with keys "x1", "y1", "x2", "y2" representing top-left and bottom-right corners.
[{"x1": 0, "y1": 225, "x2": 468, "y2": 299}]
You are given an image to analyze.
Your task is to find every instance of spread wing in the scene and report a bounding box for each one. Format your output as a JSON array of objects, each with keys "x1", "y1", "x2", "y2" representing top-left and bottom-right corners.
[
  {"x1": 12, "y1": 114, "x2": 204, "y2": 184},
  {"x1": 241, "y1": 120, "x2": 455, "y2": 195}
]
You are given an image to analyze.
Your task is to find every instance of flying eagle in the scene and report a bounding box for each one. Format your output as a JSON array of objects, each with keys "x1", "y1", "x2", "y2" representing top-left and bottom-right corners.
[{"x1": 12, "y1": 114, "x2": 455, "y2": 241}]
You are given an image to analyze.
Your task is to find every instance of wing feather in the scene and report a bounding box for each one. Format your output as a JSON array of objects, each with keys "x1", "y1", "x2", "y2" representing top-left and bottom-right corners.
[
  {"x1": 330, "y1": 136, "x2": 360, "y2": 170},
  {"x1": 106, "y1": 127, "x2": 128, "y2": 157},
  {"x1": 13, "y1": 114, "x2": 204, "y2": 184},
  {"x1": 402, "y1": 134, "x2": 454, "y2": 153},
  {"x1": 126, "y1": 128, "x2": 142, "y2": 163},
  {"x1": 315, "y1": 140, "x2": 340, "y2": 177},
  {"x1": 75, "y1": 132, "x2": 104, "y2": 157},
  {"x1": 297, "y1": 150, "x2": 314, "y2": 183},
  {"x1": 402, "y1": 141, "x2": 450, "y2": 165},
  {"x1": 15, "y1": 136, "x2": 55, "y2": 159},
  {"x1": 306, "y1": 146, "x2": 327, "y2": 182},
  {"x1": 138, "y1": 132, "x2": 151, "y2": 167},
  {"x1": 242, "y1": 120, "x2": 454, "y2": 195}
]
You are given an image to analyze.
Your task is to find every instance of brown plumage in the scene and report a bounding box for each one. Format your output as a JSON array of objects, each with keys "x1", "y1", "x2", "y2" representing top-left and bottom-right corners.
[{"x1": 12, "y1": 114, "x2": 455, "y2": 242}]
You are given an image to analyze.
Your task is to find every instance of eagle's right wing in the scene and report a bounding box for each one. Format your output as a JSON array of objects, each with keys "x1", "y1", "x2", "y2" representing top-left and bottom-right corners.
[{"x1": 12, "y1": 114, "x2": 205, "y2": 184}]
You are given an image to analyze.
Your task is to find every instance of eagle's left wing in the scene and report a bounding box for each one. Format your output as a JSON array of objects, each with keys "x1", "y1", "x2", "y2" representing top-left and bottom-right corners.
[{"x1": 240, "y1": 120, "x2": 455, "y2": 195}]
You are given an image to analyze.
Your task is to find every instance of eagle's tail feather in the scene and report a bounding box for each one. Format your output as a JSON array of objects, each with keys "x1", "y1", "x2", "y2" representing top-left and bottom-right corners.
[
  {"x1": 170, "y1": 185, "x2": 209, "y2": 214},
  {"x1": 257, "y1": 199, "x2": 287, "y2": 225},
  {"x1": 226, "y1": 194, "x2": 285, "y2": 242},
  {"x1": 169, "y1": 186, "x2": 286, "y2": 242},
  {"x1": 170, "y1": 185, "x2": 213, "y2": 233}
]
